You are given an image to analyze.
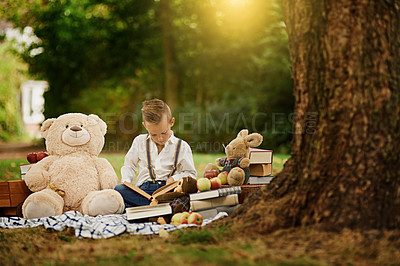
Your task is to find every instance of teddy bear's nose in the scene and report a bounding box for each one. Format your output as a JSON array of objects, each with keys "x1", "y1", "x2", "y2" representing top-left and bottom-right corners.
[{"x1": 70, "y1": 126, "x2": 82, "y2": 132}]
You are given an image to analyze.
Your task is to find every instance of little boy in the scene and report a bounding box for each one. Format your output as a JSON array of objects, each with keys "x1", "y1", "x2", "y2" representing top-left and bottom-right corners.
[{"x1": 115, "y1": 99, "x2": 197, "y2": 209}]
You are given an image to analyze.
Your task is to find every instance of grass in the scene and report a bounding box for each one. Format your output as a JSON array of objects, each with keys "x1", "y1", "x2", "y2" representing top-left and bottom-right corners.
[
  {"x1": 0, "y1": 153, "x2": 290, "y2": 182},
  {"x1": 1, "y1": 224, "x2": 399, "y2": 265},
  {"x1": 0, "y1": 159, "x2": 27, "y2": 181},
  {"x1": 1, "y1": 152, "x2": 400, "y2": 265}
]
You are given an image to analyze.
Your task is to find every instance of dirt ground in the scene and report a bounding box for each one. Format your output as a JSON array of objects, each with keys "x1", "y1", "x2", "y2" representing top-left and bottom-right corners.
[
  {"x1": 0, "y1": 142, "x2": 45, "y2": 160},
  {"x1": 1, "y1": 221, "x2": 400, "y2": 265}
]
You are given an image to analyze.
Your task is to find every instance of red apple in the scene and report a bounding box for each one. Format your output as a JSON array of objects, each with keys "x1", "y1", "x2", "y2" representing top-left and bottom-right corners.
[
  {"x1": 210, "y1": 177, "x2": 222, "y2": 190},
  {"x1": 27, "y1": 153, "x2": 37, "y2": 163},
  {"x1": 203, "y1": 170, "x2": 219, "y2": 179},
  {"x1": 217, "y1": 171, "x2": 229, "y2": 185},
  {"x1": 197, "y1": 178, "x2": 211, "y2": 192},
  {"x1": 180, "y1": 212, "x2": 190, "y2": 224},
  {"x1": 188, "y1": 212, "x2": 203, "y2": 225},
  {"x1": 36, "y1": 152, "x2": 48, "y2": 161}
]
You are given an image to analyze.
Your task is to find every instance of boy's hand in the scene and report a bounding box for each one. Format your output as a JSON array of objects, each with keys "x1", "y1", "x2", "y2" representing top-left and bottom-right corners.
[{"x1": 166, "y1": 177, "x2": 175, "y2": 185}]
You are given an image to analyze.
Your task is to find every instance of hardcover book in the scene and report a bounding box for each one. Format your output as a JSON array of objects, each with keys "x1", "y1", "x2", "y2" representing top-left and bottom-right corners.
[
  {"x1": 248, "y1": 175, "x2": 274, "y2": 185},
  {"x1": 249, "y1": 164, "x2": 272, "y2": 177},
  {"x1": 196, "y1": 205, "x2": 241, "y2": 220},
  {"x1": 249, "y1": 148, "x2": 273, "y2": 164},
  {"x1": 189, "y1": 186, "x2": 241, "y2": 201},
  {"x1": 190, "y1": 194, "x2": 239, "y2": 211},
  {"x1": 126, "y1": 203, "x2": 172, "y2": 221}
]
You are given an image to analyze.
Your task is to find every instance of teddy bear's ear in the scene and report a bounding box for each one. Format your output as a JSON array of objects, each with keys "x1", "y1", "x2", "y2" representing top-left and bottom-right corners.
[
  {"x1": 245, "y1": 133, "x2": 263, "y2": 148},
  {"x1": 40, "y1": 118, "x2": 56, "y2": 139},
  {"x1": 237, "y1": 129, "x2": 249, "y2": 139},
  {"x1": 88, "y1": 114, "x2": 107, "y2": 135}
]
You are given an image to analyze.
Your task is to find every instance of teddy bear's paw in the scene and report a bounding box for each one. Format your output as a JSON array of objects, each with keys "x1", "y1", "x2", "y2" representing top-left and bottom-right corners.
[
  {"x1": 82, "y1": 190, "x2": 125, "y2": 216},
  {"x1": 205, "y1": 163, "x2": 220, "y2": 172},
  {"x1": 22, "y1": 190, "x2": 64, "y2": 219},
  {"x1": 227, "y1": 167, "x2": 245, "y2": 186},
  {"x1": 23, "y1": 201, "x2": 58, "y2": 219}
]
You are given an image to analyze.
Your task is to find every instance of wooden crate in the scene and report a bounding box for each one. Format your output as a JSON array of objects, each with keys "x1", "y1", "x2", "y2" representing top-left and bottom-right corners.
[
  {"x1": 222, "y1": 184, "x2": 266, "y2": 203},
  {"x1": 0, "y1": 180, "x2": 32, "y2": 217}
]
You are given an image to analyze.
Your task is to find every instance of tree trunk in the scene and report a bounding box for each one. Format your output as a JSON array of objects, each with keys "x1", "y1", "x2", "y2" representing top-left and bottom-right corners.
[
  {"x1": 232, "y1": 0, "x2": 400, "y2": 232},
  {"x1": 159, "y1": 0, "x2": 180, "y2": 110}
]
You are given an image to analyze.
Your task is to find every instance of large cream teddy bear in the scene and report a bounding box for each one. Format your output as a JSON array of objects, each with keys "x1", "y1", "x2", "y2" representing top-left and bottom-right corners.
[
  {"x1": 205, "y1": 129, "x2": 263, "y2": 186},
  {"x1": 22, "y1": 113, "x2": 124, "y2": 219}
]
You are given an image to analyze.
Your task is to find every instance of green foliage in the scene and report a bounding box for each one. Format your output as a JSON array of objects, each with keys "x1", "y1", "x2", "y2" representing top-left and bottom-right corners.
[
  {"x1": 172, "y1": 0, "x2": 293, "y2": 153},
  {"x1": 5, "y1": 0, "x2": 159, "y2": 118},
  {"x1": 0, "y1": 42, "x2": 26, "y2": 142},
  {"x1": 2, "y1": 0, "x2": 294, "y2": 152}
]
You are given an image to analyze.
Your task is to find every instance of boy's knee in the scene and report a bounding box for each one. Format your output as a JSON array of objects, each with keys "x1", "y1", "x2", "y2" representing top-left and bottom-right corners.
[{"x1": 114, "y1": 183, "x2": 126, "y2": 193}]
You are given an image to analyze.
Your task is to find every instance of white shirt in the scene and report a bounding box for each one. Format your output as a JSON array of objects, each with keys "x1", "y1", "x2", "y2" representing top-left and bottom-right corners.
[{"x1": 121, "y1": 132, "x2": 197, "y2": 187}]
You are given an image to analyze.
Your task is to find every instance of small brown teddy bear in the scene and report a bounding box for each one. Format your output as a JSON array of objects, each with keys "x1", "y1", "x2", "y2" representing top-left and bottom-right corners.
[
  {"x1": 150, "y1": 176, "x2": 198, "y2": 224},
  {"x1": 205, "y1": 129, "x2": 263, "y2": 186}
]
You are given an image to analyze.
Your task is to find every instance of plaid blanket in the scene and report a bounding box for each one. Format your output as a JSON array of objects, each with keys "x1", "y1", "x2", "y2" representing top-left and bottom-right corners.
[{"x1": 0, "y1": 211, "x2": 227, "y2": 239}]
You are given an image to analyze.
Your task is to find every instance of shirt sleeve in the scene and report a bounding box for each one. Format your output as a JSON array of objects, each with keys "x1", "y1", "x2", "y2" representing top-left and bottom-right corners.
[
  {"x1": 218, "y1": 157, "x2": 228, "y2": 166},
  {"x1": 171, "y1": 141, "x2": 197, "y2": 181},
  {"x1": 121, "y1": 137, "x2": 139, "y2": 183}
]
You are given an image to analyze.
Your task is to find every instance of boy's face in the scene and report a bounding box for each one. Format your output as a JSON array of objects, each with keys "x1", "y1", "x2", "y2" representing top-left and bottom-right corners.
[{"x1": 143, "y1": 115, "x2": 175, "y2": 147}]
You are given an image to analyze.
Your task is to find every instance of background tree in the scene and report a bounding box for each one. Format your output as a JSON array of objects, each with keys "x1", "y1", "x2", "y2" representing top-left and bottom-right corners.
[
  {"x1": 159, "y1": 0, "x2": 180, "y2": 110},
  {"x1": 232, "y1": 0, "x2": 400, "y2": 232},
  {"x1": 1, "y1": 0, "x2": 294, "y2": 153}
]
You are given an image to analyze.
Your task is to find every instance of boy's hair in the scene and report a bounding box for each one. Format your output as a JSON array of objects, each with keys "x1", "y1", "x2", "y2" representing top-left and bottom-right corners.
[{"x1": 141, "y1": 99, "x2": 172, "y2": 124}]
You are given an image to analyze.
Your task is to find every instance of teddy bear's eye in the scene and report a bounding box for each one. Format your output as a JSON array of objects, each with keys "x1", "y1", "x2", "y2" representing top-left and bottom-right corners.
[
  {"x1": 66, "y1": 125, "x2": 69, "y2": 128},
  {"x1": 80, "y1": 125, "x2": 83, "y2": 127}
]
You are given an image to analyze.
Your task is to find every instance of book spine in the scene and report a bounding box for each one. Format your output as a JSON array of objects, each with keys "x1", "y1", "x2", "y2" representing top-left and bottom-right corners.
[
  {"x1": 218, "y1": 186, "x2": 242, "y2": 197},
  {"x1": 190, "y1": 194, "x2": 239, "y2": 211},
  {"x1": 248, "y1": 176, "x2": 273, "y2": 185}
]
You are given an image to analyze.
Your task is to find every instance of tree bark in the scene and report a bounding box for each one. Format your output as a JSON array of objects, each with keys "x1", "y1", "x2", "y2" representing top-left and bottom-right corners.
[
  {"x1": 232, "y1": 0, "x2": 400, "y2": 232},
  {"x1": 159, "y1": 0, "x2": 180, "y2": 110}
]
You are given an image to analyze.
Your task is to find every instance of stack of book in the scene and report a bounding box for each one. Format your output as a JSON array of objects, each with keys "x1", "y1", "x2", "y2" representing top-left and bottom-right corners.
[
  {"x1": 189, "y1": 186, "x2": 241, "y2": 220},
  {"x1": 248, "y1": 148, "x2": 274, "y2": 185}
]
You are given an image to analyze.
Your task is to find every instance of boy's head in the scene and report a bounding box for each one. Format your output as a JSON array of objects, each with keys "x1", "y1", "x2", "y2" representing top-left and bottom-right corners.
[{"x1": 141, "y1": 99, "x2": 175, "y2": 146}]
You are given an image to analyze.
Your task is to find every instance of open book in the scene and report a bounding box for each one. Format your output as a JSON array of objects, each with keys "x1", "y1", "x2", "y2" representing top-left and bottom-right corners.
[{"x1": 123, "y1": 181, "x2": 179, "y2": 200}]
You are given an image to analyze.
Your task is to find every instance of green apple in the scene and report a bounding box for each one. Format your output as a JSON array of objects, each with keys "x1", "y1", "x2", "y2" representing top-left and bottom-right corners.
[
  {"x1": 171, "y1": 213, "x2": 183, "y2": 225},
  {"x1": 197, "y1": 178, "x2": 211, "y2": 191},
  {"x1": 217, "y1": 171, "x2": 229, "y2": 185}
]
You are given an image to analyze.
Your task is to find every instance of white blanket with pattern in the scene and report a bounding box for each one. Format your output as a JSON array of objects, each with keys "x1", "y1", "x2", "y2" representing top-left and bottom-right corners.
[{"x1": 0, "y1": 211, "x2": 227, "y2": 239}]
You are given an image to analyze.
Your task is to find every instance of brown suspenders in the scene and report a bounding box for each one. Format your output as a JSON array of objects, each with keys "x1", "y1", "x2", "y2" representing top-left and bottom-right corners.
[{"x1": 146, "y1": 136, "x2": 183, "y2": 183}]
